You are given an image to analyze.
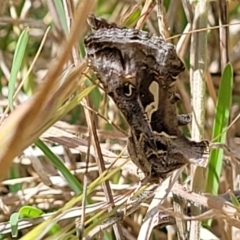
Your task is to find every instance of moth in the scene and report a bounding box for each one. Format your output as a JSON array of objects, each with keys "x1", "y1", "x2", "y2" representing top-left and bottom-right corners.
[{"x1": 84, "y1": 15, "x2": 209, "y2": 182}]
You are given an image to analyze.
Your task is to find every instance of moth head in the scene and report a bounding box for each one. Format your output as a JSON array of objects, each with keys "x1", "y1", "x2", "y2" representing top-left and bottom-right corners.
[
  {"x1": 161, "y1": 46, "x2": 185, "y2": 79},
  {"x1": 87, "y1": 14, "x2": 118, "y2": 30}
]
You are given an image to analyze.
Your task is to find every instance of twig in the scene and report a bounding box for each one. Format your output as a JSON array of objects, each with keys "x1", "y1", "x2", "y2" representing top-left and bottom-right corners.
[
  {"x1": 135, "y1": 0, "x2": 155, "y2": 30},
  {"x1": 189, "y1": 0, "x2": 209, "y2": 239},
  {"x1": 138, "y1": 168, "x2": 185, "y2": 240},
  {"x1": 156, "y1": 0, "x2": 168, "y2": 39},
  {"x1": 219, "y1": 0, "x2": 229, "y2": 70},
  {"x1": 63, "y1": 2, "x2": 124, "y2": 239}
]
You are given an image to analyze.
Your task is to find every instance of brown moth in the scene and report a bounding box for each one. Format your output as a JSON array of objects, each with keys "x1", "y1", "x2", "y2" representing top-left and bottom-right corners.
[{"x1": 84, "y1": 15, "x2": 209, "y2": 182}]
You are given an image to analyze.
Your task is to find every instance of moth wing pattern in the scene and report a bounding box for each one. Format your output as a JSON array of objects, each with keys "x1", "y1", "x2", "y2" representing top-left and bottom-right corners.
[{"x1": 84, "y1": 15, "x2": 209, "y2": 182}]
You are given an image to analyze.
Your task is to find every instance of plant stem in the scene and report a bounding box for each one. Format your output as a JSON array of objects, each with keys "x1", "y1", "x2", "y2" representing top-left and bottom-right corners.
[{"x1": 189, "y1": 0, "x2": 209, "y2": 239}]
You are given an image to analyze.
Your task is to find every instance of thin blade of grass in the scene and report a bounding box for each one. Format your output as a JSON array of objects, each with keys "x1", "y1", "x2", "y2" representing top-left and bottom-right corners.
[
  {"x1": 53, "y1": 0, "x2": 68, "y2": 35},
  {"x1": 229, "y1": 191, "x2": 240, "y2": 207},
  {"x1": 206, "y1": 63, "x2": 233, "y2": 195},
  {"x1": 9, "y1": 212, "x2": 19, "y2": 238},
  {"x1": 35, "y1": 139, "x2": 83, "y2": 195},
  {"x1": 8, "y1": 28, "x2": 29, "y2": 111},
  {"x1": 8, "y1": 164, "x2": 22, "y2": 192},
  {"x1": 18, "y1": 206, "x2": 60, "y2": 235}
]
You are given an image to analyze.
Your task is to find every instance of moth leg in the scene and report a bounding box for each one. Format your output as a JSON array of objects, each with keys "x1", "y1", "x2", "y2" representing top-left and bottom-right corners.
[
  {"x1": 169, "y1": 92, "x2": 192, "y2": 126},
  {"x1": 127, "y1": 132, "x2": 151, "y2": 179},
  {"x1": 177, "y1": 113, "x2": 192, "y2": 126},
  {"x1": 170, "y1": 92, "x2": 181, "y2": 103},
  {"x1": 128, "y1": 132, "x2": 166, "y2": 183},
  {"x1": 168, "y1": 136, "x2": 209, "y2": 167}
]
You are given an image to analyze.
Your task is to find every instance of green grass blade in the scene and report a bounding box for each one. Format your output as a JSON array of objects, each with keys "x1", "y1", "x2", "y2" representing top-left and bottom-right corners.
[
  {"x1": 8, "y1": 28, "x2": 29, "y2": 111},
  {"x1": 206, "y1": 63, "x2": 233, "y2": 195},
  {"x1": 35, "y1": 139, "x2": 83, "y2": 195},
  {"x1": 9, "y1": 212, "x2": 20, "y2": 237},
  {"x1": 53, "y1": 0, "x2": 68, "y2": 35},
  {"x1": 228, "y1": 191, "x2": 240, "y2": 207},
  {"x1": 19, "y1": 206, "x2": 44, "y2": 218},
  {"x1": 8, "y1": 164, "x2": 22, "y2": 192},
  {"x1": 19, "y1": 206, "x2": 60, "y2": 235}
]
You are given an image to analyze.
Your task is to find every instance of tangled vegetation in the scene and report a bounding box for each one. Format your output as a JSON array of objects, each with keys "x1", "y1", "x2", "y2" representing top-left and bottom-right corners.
[{"x1": 0, "y1": 0, "x2": 240, "y2": 239}]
